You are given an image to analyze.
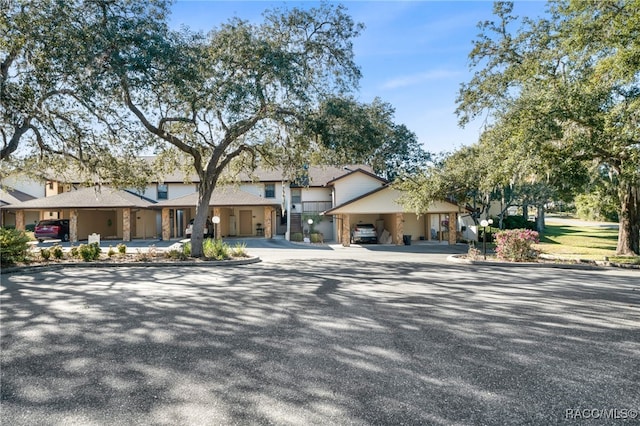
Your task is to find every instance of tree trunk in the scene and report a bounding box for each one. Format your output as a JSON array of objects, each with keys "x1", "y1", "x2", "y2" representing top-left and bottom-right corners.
[
  {"x1": 190, "y1": 180, "x2": 216, "y2": 258},
  {"x1": 616, "y1": 182, "x2": 640, "y2": 256},
  {"x1": 536, "y1": 205, "x2": 545, "y2": 235}
]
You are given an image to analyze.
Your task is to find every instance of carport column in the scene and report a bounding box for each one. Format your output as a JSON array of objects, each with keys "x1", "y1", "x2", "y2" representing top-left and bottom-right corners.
[
  {"x1": 70, "y1": 209, "x2": 78, "y2": 243},
  {"x1": 395, "y1": 213, "x2": 404, "y2": 245},
  {"x1": 161, "y1": 208, "x2": 170, "y2": 241},
  {"x1": 263, "y1": 206, "x2": 273, "y2": 239},
  {"x1": 15, "y1": 210, "x2": 25, "y2": 231},
  {"x1": 341, "y1": 214, "x2": 350, "y2": 247},
  {"x1": 122, "y1": 208, "x2": 131, "y2": 242},
  {"x1": 448, "y1": 212, "x2": 457, "y2": 245}
]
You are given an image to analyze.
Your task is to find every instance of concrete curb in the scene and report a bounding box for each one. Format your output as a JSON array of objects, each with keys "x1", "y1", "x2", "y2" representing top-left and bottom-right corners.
[
  {"x1": 1, "y1": 256, "x2": 261, "y2": 275},
  {"x1": 446, "y1": 254, "x2": 610, "y2": 270}
]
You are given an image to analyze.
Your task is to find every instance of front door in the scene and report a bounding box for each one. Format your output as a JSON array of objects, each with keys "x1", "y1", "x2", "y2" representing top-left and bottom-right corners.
[{"x1": 239, "y1": 210, "x2": 252, "y2": 235}]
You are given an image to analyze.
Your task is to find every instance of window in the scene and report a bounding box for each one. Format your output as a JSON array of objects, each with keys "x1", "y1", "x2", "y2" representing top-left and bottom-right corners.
[
  {"x1": 291, "y1": 188, "x2": 301, "y2": 204},
  {"x1": 265, "y1": 183, "x2": 275, "y2": 198},
  {"x1": 157, "y1": 184, "x2": 168, "y2": 200}
]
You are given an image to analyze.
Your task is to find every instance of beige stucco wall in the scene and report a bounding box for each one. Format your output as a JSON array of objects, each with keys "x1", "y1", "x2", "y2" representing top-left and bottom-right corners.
[
  {"x1": 77, "y1": 210, "x2": 118, "y2": 240},
  {"x1": 333, "y1": 173, "x2": 385, "y2": 206}
]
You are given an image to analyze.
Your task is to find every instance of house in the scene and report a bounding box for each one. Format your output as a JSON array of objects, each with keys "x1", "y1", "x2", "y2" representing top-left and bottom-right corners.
[
  {"x1": 322, "y1": 168, "x2": 464, "y2": 245},
  {"x1": 2, "y1": 162, "x2": 468, "y2": 245}
]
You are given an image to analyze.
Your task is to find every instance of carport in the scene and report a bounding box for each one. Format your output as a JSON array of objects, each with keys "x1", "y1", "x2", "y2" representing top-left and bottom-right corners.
[
  {"x1": 153, "y1": 187, "x2": 281, "y2": 240},
  {"x1": 323, "y1": 185, "x2": 462, "y2": 247},
  {"x1": 3, "y1": 187, "x2": 155, "y2": 242}
]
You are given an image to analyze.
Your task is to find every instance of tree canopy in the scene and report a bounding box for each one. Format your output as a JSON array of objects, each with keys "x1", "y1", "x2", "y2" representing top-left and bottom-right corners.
[
  {"x1": 1, "y1": 0, "x2": 164, "y2": 187},
  {"x1": 450, "y1": 0, "x2": 638, "y2": 255}
]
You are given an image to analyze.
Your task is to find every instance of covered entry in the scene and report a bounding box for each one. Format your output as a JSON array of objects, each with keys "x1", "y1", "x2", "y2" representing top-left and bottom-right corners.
[{"x1": 323, "y1": 186, "x2": 461, "y2": 246}]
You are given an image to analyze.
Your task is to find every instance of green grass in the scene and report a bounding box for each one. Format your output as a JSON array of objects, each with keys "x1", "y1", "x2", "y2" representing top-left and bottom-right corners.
[{"x1": 536, "y1": 223, "x2": 639, "y2": 264}]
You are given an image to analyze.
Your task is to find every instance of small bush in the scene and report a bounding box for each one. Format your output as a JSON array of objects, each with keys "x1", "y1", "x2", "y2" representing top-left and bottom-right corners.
[
  {"x1": 51, "y1": 244, "x2": 64, "y2": 260},
  {"x1": 25, "y1": 223, "x2": 36, "y2": 232},
  {"x1": 183, "y1": 242, "x2": 191, "y2": 256},
  {"x1": 0, "y1": 228, "x2": 31, "y2": 266},
  {"x1": 40, "y1": 247, "x2": 51, "y2": 261},
  {"x1": 117, "y1": 243, "x2": 127, "y2": 254},
  {"x1": 467, "y1": 242, "x2": 481, "y2": 261},
  {"x1": 165, "y1": 249, "x2": 188, "y2": 260},
  {"x1": 310, "y1": 232, "x2": 324, "y2": 243},
  {"x1": 203, "y1": 238, "x2": 229, "y2": 260},
  {"x1": 503, "y1": 216, "x2": 536, "y2": 231},
  {"x1": 107, "y1": 246, "x2": 116, "y2": 257},
  {"x1": 494, "y1": 229, "x2": 539, "y2": 262},
  {"x1": 290, "y1": 232, "x2": 303, "y2": 242},
  {"x1": 70, "y1": 246, "x2": 79, "y2": 258},
  {"x1": 78, "y1": 243, "x2": 101, "y2": 262},
  {"x1": 135, "y1": 249, "x2": 150, "y2": 262},
  {"x1": 231, "y1": 241, "x2": 248, "y2": 257}
]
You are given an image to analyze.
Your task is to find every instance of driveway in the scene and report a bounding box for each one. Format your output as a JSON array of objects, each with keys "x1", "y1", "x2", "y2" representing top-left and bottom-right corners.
[{"x1": 1, "y1": 248, "x2": 639, "y2": 425}]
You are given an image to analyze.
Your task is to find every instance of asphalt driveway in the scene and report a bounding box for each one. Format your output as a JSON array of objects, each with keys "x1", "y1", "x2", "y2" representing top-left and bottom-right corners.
[{"x1": 1, "y1": 249, "x2": 639, "y2": 425}]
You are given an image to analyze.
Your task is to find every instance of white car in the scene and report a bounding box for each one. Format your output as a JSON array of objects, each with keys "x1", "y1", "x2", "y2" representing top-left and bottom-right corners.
[
  {"x1": 351, "y1": 223, "x2": 377, "y2": 244},
  {"x1": 185, "y1": 219, "x2": 209, "y2": 238}
]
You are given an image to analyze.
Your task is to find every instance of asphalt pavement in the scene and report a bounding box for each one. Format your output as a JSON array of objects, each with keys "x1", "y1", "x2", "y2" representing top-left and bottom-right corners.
[{"x1": 1, "y1": 243, "x2": 639, "y2": 425}]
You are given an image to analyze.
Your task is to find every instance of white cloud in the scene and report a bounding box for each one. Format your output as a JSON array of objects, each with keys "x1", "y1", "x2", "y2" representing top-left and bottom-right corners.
[{"x1": 381, "y1": 69, "x2": 463, "y2": 90}]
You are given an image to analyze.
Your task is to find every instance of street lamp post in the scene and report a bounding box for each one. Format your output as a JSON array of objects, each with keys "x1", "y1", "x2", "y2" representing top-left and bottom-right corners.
[
  {"x1": 212, "y1": 216, "x2": 220, "y2": 240},
  {"x1": 480, "y1": 219, "x2": 493, "y2": 260}
]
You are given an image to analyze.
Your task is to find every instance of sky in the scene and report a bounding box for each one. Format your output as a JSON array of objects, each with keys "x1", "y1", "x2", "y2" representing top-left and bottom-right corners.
[{"x1": 169, "y1": 1, "x2": 550, "y2": 154}]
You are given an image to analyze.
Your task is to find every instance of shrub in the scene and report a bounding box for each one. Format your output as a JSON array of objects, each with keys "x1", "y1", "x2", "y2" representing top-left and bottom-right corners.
[
  {"x1": 503, "y1": 215, "x2": 536, "y2": 230},
  {"x1": 290, "y1": 232, "x2": 303, "y2": 242},
  {"x1": 165, "y1": 248, "x2": 188, "y2": 260},
  {"x1": 40, "y1": 247, "x2": 51, "y2": 261},
  {"x1": 203, "y1": 238, "x2": 229, "y2": 260},
  {"x1": 107, "y1": 246, "x2": 116, "y2": 257},
  {"x1": 25, "y1": 223, "x2": 36, "y2": 232},
  {"x1": 494, "y1": 229, "x2": 539, "y2": 262},
  {"x1": 183, "y1": 241, "x2": 191, "y2": 256},
  {"x1": 70, "y1": 246, "x2": 79, "y2": 258},
  {"x1": 135, "y1": 248, "x2": 150, "y2": 262},
  {"x1": 117, "y1": 243, "x2": 127, "y2": 254},
  {"x1": 51, "y1": 244, "x2": 64, "y2": 260},
  {"x1": 467, "y1": 242, "x2": 481, "y2": 261},
  {"x1": 231, "y1": 241, "x2": 248, "y2": 257},
  {"x1": 0, "y1": 228, "x2": 31, "y2": 266},
  {"x1": 78, "y1": 243, "x2": 101, "y2": 261},
  {"x1": 310, "y1": 232, "x2": 324, "y2": 243}
]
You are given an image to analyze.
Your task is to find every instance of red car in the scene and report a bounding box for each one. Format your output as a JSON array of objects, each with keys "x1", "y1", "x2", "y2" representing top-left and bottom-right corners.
[{"x1": 35, "y1": 219, "x2": 70, "y2": 242}]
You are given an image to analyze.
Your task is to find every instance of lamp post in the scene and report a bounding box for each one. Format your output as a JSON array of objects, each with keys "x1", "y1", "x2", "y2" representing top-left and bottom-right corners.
[
  {"x1": 480, "y1": 219, "x2": 493, "y2": 260},
  {"x1": 212, "y1": 216, "x2": 220, "y2": 240}
]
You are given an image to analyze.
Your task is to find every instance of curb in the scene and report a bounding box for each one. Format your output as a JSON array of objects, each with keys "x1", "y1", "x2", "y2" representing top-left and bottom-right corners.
[
  {"x1": 446, "y1": 254, "x2": 608, "y2": 270},
  {"x1": 0, "y1": 256, "x2": 261, "y2": 275}
]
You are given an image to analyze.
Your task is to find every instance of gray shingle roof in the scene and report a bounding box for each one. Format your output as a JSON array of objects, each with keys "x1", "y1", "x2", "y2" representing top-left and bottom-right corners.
[
  {"x1": 0, "y1": 188, "x2": 37, "y2": 207},
  {"x1": 2, "y1": 187, "x2": 154, "y2": 210}
]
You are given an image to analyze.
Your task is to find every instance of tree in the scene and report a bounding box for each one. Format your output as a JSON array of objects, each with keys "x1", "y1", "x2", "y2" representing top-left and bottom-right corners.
[
  {"x1": 100, "y1": 3, "x2": 363, "y2": 257},
  {"x1": 306, "y1": 97, "x2": 430, "y2": 180},
  {"x1": 1, "y1": 0, "x2": 161, "y2": 187},
  {"x1": 456, "y1": 1, "x2": 640, "y2": 255}
]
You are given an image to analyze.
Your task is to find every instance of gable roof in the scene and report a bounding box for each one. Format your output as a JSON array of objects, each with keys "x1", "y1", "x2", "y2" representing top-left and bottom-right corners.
[
  {"x1": 323, "y1": 185, "x2": 461, "y2": 215},
  {"x1": 0, "y1": 188, "x2": 37, "y2": 207},
  {"x1": 153, "y1": 186, "x2": 280, "y2": 208},
  {"x1": 325, "y1": 168, "x2": 388, "y2": 186},
  {"x1": 40, "y1": 158, "x2": 375, "y2": 187},
  {"x1": 1, "y1": 187, "x2": 154, "y2": 210}
]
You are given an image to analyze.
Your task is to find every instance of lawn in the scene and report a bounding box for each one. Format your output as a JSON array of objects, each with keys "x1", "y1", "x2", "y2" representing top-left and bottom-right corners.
[{"x1": 535, "y1": 222, "x2": 639, "y2": 264}]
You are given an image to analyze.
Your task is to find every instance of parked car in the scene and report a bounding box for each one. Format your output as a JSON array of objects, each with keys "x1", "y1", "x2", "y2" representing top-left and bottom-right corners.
[
  {"x1": 34, "y1": 219, "x2": 70, "y2": 242},
  {"x1": 185, "y1": 219, "x2": 210, "y2": 238},
  {"x1": 351, "y1": 223, "x2": 377, "y2": 244}
]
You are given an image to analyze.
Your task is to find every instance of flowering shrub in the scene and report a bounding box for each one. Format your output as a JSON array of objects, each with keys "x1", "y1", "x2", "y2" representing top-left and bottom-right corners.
[{"x1": 494, "y1": 229, "x2": 539, "y2": 262}]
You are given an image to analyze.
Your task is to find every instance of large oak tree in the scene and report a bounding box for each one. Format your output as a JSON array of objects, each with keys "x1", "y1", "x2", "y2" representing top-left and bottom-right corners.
[
  {"x1": 456, "y1": 1, "x2": 639, "y2": 255},
  {"x1": 98, "y1": 3, "x2": 364, "y2": 256}
]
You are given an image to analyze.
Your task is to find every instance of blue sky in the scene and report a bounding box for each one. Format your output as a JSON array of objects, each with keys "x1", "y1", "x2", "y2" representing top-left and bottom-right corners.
[{"x1": 169, "y1": 1, "x2": 549, "y2": 154}]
